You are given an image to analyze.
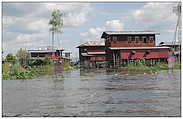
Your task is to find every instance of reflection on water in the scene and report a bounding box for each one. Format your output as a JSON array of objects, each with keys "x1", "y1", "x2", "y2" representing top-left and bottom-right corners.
[{"x1": 2, "y1": 69, "x2": 181, "y2": 117}]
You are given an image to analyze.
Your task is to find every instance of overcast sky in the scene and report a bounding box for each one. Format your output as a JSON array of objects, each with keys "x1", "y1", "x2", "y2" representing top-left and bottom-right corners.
[{"x1": 2, "y1": 2, "x2": 179, "y2": 59}]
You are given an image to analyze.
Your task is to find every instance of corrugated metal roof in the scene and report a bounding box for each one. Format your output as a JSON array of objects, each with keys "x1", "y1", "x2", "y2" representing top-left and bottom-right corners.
[
  {"x1": 28, "y1": 50, "x2": 56, "y2": 53},
  {"x1": 109, "y1": 47, "x2": 169, "y2": 50},
  {"x1": 103, "y1": 31, "x2": 160, "y2": 35},
  {"x1": 87, "y1": 52, "x2": 106, "y2": 55},
  {"x1": 77, "y1": 41, "x2": 105, "y2": 47},
  {"x1": 101, "y1": 31, "x2": 160, "y2": 38}
]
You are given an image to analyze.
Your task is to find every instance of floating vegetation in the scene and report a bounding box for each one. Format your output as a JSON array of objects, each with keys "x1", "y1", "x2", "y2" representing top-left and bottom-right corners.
[
  {"x1": 119, "y1": 61, "x2": 180, "y2": 75},
  {"x1": 2, "y1": 61, "x2": 80, "y2": 80}
]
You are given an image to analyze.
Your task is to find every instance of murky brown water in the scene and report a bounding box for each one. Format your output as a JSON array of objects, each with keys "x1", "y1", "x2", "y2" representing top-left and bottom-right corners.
[{"x1": 2, "y1": 69, "x2": 181, "y2": 117}]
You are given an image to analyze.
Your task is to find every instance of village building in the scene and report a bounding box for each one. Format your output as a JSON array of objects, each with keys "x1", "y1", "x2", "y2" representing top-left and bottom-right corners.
[
  {"x1": 101, "y1": 31, "x2": 170, "y2": 67},
  {"x1": 62, "y1": 51, "x2": 72, "y2": 62},
  {"x1": 159, "y1": 41, "x2": 181, "y2": 59},
  {"x1": 76, "y1": 41, "x2": 106, "y2": 68},
  {"x1": 28, "y1": 49, "x2": 64, "y2": 62}
]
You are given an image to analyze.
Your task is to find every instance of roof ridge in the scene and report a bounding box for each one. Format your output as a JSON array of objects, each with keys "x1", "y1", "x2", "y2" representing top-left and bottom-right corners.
[
  {"x1": 104, "y1": 30, "x2": 157, "y2": 32},
  {"x1": 77, "y1": 40, "x2": 105, "y2": 47}
]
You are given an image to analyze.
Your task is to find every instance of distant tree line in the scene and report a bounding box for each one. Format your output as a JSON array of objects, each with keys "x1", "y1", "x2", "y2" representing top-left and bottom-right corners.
[{"x1": 5, "y1": 48, "x2": 51, "y2": 67}]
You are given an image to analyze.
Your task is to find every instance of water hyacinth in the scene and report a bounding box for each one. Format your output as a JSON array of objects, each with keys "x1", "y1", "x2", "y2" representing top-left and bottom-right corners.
[{"x1": 2, "y1": 61, "x2": 80, "y2": 80}]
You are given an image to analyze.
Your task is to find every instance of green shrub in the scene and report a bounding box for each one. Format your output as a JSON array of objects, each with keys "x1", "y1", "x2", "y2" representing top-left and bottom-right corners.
[
  {"x1": 28, "y1": 58, "x2": 52, "y2": 67},
  {"x1": 42, "y1": 57, "x2": 51, "y2": 65},
  {"x1": 152, "y1": 63, "x2": 168, "y2": 71},
  {"x1": 2, "y1": 72, "x2": 10, "y2": 80},
  {"x1": 32, "y1": 59, "x2": 44, "y2": 66},
  {"x1": 64, "y1": 66, "x2": 72, "y2": 71},
  {"x1": 5, "y1": 53, "x2": 16, "y2": 63},
  {"x1": 2, "y1": 62, "x2": 11, "y2": 73},
  {"x1": 119, "y1": 61, "x2": 181, "y2": 74},
  {"x1": 127, "y1": 61, "x2": 151, "y2": 71},
  {"x1": 73, "y1": 65, "x2": 80, "y2": 69},
  {"x1": 173, "y1": 62, "x2": 181, "y2": 70},
  {"x1": 3, "y1": 60, "x2": 78, "y2": 80},
  {"x1": 10, "y1": 65, "x2": 27, "y2": 75}
]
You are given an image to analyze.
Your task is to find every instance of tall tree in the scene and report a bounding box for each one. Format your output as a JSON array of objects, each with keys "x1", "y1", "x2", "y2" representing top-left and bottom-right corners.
[
  {"x1": 5, "y1": 53, "x2": 16, "y2": 63},
  {"x1": 16, "y1": 48, "x2": 29, "y2": 65},
  {"x1": 49, "y1": 9, "x2": 63, "y2": 50}
]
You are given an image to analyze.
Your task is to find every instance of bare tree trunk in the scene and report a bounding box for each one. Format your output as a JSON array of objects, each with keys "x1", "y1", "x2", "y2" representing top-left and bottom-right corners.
[{"x1": 52, "y1": 31, "x2": 54, "y2": 50}]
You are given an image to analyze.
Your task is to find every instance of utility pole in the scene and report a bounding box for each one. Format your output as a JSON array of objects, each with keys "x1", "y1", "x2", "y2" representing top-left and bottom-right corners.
[{"x1": 173, "y1": 3, "x2": 181, "y2": 62}]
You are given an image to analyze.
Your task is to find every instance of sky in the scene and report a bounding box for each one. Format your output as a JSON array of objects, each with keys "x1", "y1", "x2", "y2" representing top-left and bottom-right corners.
[{"x1": 2, "y1": 2, "x2": 179, "y2": 60}]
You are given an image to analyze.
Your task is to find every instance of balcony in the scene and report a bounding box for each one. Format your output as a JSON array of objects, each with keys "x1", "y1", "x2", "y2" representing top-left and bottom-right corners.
[{"x1": 110, "y1": 41, "x2": 155, "y2": 47}]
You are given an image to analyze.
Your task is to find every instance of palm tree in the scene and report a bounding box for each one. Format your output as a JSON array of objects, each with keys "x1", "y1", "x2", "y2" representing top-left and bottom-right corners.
[{"x1": 49, "y1": 9, "x2": 63, "y2": 50}]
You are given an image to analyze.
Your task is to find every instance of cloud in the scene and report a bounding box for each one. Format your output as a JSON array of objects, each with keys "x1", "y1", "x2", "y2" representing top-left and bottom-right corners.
[
  {"x1": 3, "y1": 3, "x2": 92, "y2": 28},
  {"x1": 105, "y1": 19, "x2": 124, "y2": 30},
  {"x1": 80, "y1": 26, "x2": 106, "y2": 41},
  {"x1": 4, "y1": 32, "x2": 49, "y2": 49},
  {"x1": 26, "y1": 19, "x2": 49, "y2": 32},
  {"x1": 45, "y1": 3, "x2": 92, "y2": 27},
  {"x1": 3, "y1": 32, "x2": 49, "y2": 56},
  {"x1": 3, "y1": 3, "x2": 92, "y2": 56},
  {"x1": 132, "y1": 3, "x2": 178, "y2": 30},
  {"x1": 14, "y1": 33, "x2": 48, "y2": 43},
  {"x1": 3, "y1": 16, "x2": 48, "y2": 34},
  {"x1": 3, "y1": 3, "x2": 44, "y2": 17},
  {"x1": 3, "y1": 3, "x2": 92, "y2": 33},
  {"x1": 80, "y1": 19, "x2": 124, "y2": 41},
  {"x1": 128, "y1": 2, "x2": 179, "y2": 43}
]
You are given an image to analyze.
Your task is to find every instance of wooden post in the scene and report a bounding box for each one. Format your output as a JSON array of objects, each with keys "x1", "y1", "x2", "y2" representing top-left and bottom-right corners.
[
  {"x1": 113, "y1": 51, "x2": 115, "y2": 67},
  {"x1": 116, "y1": 51, "x2": 118, "y2": 67}
]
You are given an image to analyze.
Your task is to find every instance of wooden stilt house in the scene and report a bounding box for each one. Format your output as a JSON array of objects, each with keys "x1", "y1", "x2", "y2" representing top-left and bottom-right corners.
[
  {"x1": 101, "y1": 31, "x2": 170, "y2": 67},
  {"x1": 76, "y1": 41, "x2": 106, "y2": 68}
]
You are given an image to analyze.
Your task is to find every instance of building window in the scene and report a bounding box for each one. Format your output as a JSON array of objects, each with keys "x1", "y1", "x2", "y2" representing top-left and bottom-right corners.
[
  {"x1": 139, "y1": 36, "x2": 143, "y2": 41},
  {"x1": 113, "y1": 36, "x2": 118, "y2": 41},
  {"x1": 149, "y1": 36, "x2": 154, "y2": 43},
  {"x1": 106, "y1": 37, "x2": 110, "y2": 42},
  {"x1": 118, "y1": 36, "x2": 122, "y2": 41},
  {"x1": 127, "y1": 36, "x2": 132, "y2": 42},
  {"x1": 84, "y1": 49, "x2": 87, "y2": 52},
  {"x1": 131, "y1": 37, "x2": 135, "y2": 42},
  {"x1": 135, "y1": 36, "x2": 139, "y2": 42},
  {"x1": 142, "y1": 36, "x2": 147, "y2": 43}
]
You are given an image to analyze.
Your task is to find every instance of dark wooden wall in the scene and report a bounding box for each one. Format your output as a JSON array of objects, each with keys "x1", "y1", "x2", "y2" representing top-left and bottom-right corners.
[
  {"x1": 105, "y1": 34, "x2": 156, "y2": 47},
  {"x1": 79, "y1": 46, "x2": 106, "y2": 63}
]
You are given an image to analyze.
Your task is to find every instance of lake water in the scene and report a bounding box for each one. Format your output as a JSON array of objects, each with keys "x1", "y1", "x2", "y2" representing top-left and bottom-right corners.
[{"x1": 2, "y1": 69, "x2": 181, "y2": 117}]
